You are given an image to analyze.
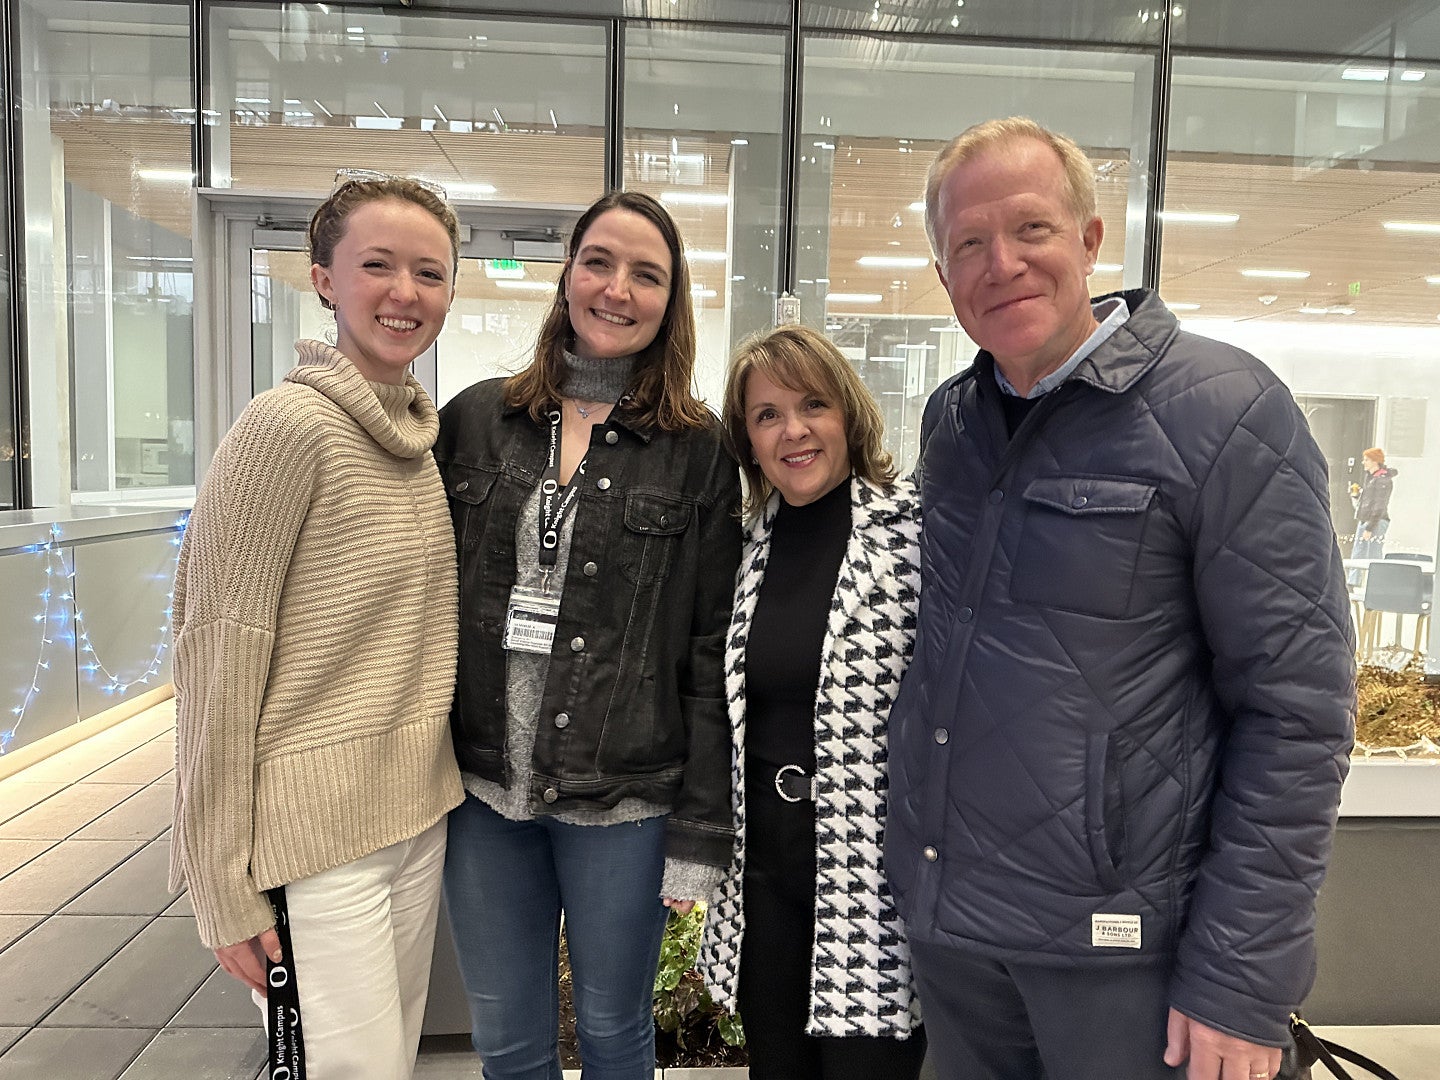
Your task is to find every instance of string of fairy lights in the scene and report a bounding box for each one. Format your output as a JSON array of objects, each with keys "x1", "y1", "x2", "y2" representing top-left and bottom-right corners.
[{"x1": 3, "y1": 516, "x2": 187, "y2": 753}]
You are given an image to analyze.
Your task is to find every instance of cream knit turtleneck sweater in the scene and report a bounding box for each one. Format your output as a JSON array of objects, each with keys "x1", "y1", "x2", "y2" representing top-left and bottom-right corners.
[{"x1": 169, "y1": 340, "x2": 463, "y2": 950}]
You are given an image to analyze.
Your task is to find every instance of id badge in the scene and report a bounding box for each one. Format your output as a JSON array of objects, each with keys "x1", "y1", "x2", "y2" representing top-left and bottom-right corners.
[{"x1": 503, "y1": 586, "x2": 561, "y2": 655}]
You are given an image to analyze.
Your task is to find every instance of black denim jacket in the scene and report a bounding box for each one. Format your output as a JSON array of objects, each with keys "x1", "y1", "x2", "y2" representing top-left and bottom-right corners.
[{"x1": 435, "y1": 379, "x2": 743, "y2": 867}]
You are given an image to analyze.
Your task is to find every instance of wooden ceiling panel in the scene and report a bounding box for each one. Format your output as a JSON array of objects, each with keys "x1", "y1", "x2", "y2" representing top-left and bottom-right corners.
[{"x1": 47, "y1": 114, "x2": 1440, "y2": 326}]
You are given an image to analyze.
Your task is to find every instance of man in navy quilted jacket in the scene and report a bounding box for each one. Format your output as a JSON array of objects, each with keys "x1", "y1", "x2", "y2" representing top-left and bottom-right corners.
[{"x1": 885, "y1": 116, "x2": 1356, "y2": 1080}]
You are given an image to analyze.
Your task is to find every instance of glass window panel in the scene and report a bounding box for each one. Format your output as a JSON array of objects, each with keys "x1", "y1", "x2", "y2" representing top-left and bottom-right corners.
[
  {"x1": 800, "y1": 35, "x2": 1155, "y2": 470},
  {"x1": 1174, "y1": 0, "x2": 1440, "y2": 59},
  {"x1": 17, "y1": 0, "x2": 195, "y2": 505},
  {"x1": 801, "y1": 1, "x2": 1161, "y2": 45},
  {"x1": 207, "y1": 6, "x2": 606, "y2": 203},
  {"x1": 1160, "y1": 55, "x2": 1440, "y2": 577},
  {"x1": 622, "y1": 24, "x2": 788, "y2": 407},
  {"x1": 413, "y1": 1, "x2": 788, "y2": 24}
]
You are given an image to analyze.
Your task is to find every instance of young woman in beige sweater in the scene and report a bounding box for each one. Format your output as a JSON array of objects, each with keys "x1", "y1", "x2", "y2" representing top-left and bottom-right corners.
[{"x1": 170, "y1": 174, "x2": 464, "y2": 1079}]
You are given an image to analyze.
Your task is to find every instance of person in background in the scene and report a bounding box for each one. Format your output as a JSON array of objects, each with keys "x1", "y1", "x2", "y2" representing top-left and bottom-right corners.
[
  {"x1": 886, "y1": 116, "x2": 1355, "y2": 1080},
  {"x1": 170, "y1": 172, "x2": 464, "y2": 1079},
  {"x1": 697, "y1": 324, "x2": 926, "y2": 1080},
  {"x1": 435, "y1": 189, "x2": 742, "y2": 1080},
  {"x1": 1352, "y1": 446, "x2": 1396, "y2": 559}
]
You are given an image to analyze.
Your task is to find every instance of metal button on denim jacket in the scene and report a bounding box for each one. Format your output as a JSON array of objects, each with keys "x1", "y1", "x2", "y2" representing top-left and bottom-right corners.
[{"x1": 435, "y1": 377, "x2": 743, "y2": 867}]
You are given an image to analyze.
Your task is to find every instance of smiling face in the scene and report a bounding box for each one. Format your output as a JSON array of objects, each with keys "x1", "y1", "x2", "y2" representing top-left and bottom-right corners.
[
  {"x1": 565, "y1": 209, "x2": 673, "y2": 361},
  {"x1": 933, "y1": 137, "x2": 1104, "y2": 394},
  {"x1": 310, "y1": 197, "x2": 455, "y2": 384},
  {"x1": 744, "y1": 369, "x2": 851, "y2": 508}
]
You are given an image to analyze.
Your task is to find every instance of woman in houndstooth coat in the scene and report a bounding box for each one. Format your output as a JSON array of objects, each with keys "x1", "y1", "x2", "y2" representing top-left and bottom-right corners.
[{"x1": 697, "y1": 325, "x2": 925, "y2": 1080}]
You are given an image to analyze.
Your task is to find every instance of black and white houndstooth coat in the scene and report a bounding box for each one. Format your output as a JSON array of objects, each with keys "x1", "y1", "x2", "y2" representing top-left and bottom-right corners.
[{"x1": 696, "y1": 474, "x2": 923, "y2": 1039}]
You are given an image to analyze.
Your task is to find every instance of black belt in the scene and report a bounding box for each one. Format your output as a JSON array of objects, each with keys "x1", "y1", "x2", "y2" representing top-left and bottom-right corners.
[{"x1": 771, "y1": 764, "x2": 816, "y2": 803}]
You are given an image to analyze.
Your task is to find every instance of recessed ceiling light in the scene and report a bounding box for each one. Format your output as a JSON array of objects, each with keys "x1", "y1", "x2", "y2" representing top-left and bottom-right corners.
[
  {"x1": 659, "y1": 192, "x2": 730, "y2": 206},
  {"x1": 1401, "y1": 70, "x2": 1427, "y2": 82},
  {"x1": 1426, "y1": 275, "x2": 1440, "y2": 284},
  {"x1": 1093, "y1": 263, "x2": 1123, "y2": 273},
  {"x1": 346, "y1": 26, "x2": 364, "y2": 34},
  {"x1": 448, "y1": 182, "x2": 497, "y2": 197},
  {"x1": 138, "y1": 169, "x2": 195, "y2": 182},
  {"x1": 929, "y1": 324, "x2": 963, "y2": 332},
  {"x1": 686, "y1": 250, "x2": 727, "y2": 262},
  {"x1": 1159, "y1": 211, "x2": 1239, "y2": 224},
  {"x1": 1298, "y1": 305, "x2": 1356, "y2": 315},
  {"x1": 495, "y1": 280, "x2": 556, "y2": 292},
  {"x1": 1165, "y1": 302, "x2": 1201, "y2": 311},
  {"x1": 1383, "y1": 220, "x2": 1440, "y2": 234},
  {"x1": 826, "y1": 292, "x2": 883, "y2": 303},
  {"x1": 1342, "y1": 67, "x2": 1389, "y2": 81},
  {"x1": 908, "y1": 201, "x2": 925, "y2": 212},
  {"x1": 858, "y1": 256, "x2": 930, "y2": 268},
  {"x1": 1240, "y1": 268, "x2": 1310, "y2": 279},
  {"x1": 691, "y1": 287, "x2": 717, "y2": 298}
]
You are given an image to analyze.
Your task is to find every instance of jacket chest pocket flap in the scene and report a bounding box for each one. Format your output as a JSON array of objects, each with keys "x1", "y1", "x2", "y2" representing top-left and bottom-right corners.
[
  {"x1": 1010, "y1": 476, "x2": 1157, "y2": 619},
  {"x1": 622, "y1": 492, "x2": 692, "y2": 584},
  {"x1": 442, "y1": 464, "x2": 498, "y2": 550}
]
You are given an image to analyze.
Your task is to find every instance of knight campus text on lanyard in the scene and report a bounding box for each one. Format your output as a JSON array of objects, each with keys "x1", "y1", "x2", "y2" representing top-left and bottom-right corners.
[
  {"x1": 265, "y1": 886, "x2": 306, "y2": 1079},
  {"x1": 503, "y1": 406, "x2": 598, "y2": 654}
]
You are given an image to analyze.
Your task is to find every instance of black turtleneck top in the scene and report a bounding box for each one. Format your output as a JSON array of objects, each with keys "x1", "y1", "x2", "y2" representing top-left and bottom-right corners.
[{"x1": 744, "y1": 479, "x2": 851, "y2": 769}]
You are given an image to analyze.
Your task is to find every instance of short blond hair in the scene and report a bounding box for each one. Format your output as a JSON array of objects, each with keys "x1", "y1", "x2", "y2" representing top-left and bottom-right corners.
[
  {"x1": 723, "y1": 324, "x2": 896, "y2": 520},
  {"x1": 924, "y1": 116, "x2": 1098, "y2": 259}
]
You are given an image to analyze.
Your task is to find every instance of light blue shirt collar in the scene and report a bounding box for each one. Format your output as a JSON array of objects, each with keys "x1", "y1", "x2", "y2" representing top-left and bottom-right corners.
[{"x1": 995, "y1": 296, "x2": 1131, "y2": 400}]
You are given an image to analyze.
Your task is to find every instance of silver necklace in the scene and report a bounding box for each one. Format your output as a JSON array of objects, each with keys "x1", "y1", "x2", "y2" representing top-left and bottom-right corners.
[{"x1": 571, "y1": 399, "x2": 607, "y2": 419}]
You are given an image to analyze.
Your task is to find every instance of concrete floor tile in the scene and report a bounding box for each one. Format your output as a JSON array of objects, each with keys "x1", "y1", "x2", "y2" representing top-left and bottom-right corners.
[
  {"x1": 0, "y1": 839, "x2": 54, "y2": 879},
  {"x1": 12, "y1": 730, "x2": 145, "y2": 784},
  {"x1": 0, "y1": 915, "x2": 146, "y2": 1026},
  {"x1": 0, "y1": 839, "x2": 146, "y2": 914},
  {"x1": 0, "y1": 784, "x2": 143, "y2": 840},
  {"x1": 0, "y1": 780, "x2": 70, "y2": 826},
  {"x1": 1312, "y1": 1025, "x2": 1440, "y2": 1078},
  {"x1": 118, "y1": 1028, "x2": 265, "y2": 1080},
  {"x1": 413, "y1": 1039, "x2": 486, "y2": 1077},
  {"x1": 63, "y1": 840, "x2": 175, "y2": 917},
  {"x1": 70, "y1": 783, "x2": 174, "y2": 843},
  {"x1": 0, "y1": 1031, "x2": 21, "y2": 1056},
  {"x1": 45, "y1": 916, "x2": 216, "y2": 1028},
  {"x1": 0, "y1": 1026, "x2": 153, "y2": 1080},
  {"x1": 161, "y1": 891, "x2": 193, "y2": 918},
  {"x1": 84, "y1": 741, "x2": 175, "y2": 786},
  {"x1": 169, "y1": 968, "x2": 260, "y2": 1029},
  {"x1": 0, "y1": 916, "x2": 41, "y2": 953}
]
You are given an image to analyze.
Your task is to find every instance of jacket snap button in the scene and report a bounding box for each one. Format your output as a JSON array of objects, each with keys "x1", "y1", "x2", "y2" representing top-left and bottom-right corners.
[
  {"x1": 570, "y1": 636, "x2": 585, "y2": 652},
  {"x1": 958, "y1": 606, "x2": 974, "y2": 623},
  {"x1": 1072, "y1": 496, "x2": 1088, "y2": 509},
  {"x1": 583, "y1": 562, "x2": 598, "y2": 577},
  {"x1": 597, "y1": 477, "x2": 611, "y2": 490},
  {"x1": 989, "y1": 489, "x2": 1003, "y2": 504},
  {"x1": 923, "y1": 846, "x2": 939, "y2": 862},
  {"x1": 934, "y1": 728, "x2": 949, "y2": 745},
  {"x1": 455, "y1": 481, "x2": 469, "y2": 493},
  {"x1": 659, "y1": 515, "x2": 669, "y2": 526},
  {"x1": 554, "y1": 712, "x2": 570, "y2": 729},
  {"x1": 543, "y1": 787, "x2": 559, "y2": 804},
  {"x1": 605, "y1": 430, "x2": 619, "y2": 445}
]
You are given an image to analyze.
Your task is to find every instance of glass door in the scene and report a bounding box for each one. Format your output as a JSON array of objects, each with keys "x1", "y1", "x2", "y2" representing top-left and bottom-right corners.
[{"x1": 247, "y1": 231, "x2": 568, "y2": 408}]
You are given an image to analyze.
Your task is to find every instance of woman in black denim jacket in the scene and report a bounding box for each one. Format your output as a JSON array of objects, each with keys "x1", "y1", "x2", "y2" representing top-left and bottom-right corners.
[{"x1": 434, "y1": 190, "x2": 742, "y2": 1080}]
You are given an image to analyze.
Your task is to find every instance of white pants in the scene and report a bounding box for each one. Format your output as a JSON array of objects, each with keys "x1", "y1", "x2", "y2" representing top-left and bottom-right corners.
[{"x1": 255, "y1": 818, "x2": 447, "y2": 1080}]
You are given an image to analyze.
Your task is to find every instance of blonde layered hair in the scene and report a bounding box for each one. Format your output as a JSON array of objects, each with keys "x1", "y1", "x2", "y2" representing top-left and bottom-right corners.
[
  {"x1": 923, "y1": 116, "x2": 1099, "y2": 260},
  {"x1": 723, "y1": 324, "x2": 896, "y2": 520}
]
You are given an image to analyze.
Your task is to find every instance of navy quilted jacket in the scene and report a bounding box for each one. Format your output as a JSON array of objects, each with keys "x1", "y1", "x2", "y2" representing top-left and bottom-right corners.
[{"x1": 885, "y1": 289, "x2": 1356, "y2": 1047}]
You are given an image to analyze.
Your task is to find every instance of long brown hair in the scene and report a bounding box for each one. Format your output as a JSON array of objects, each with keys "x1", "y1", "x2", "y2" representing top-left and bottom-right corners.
[
  {"x1": 505, "y1": 191, "x2": 710, "y2": 432},
  {"x1": 724, "y1": 324, "x2": 896, "y2": 520}
]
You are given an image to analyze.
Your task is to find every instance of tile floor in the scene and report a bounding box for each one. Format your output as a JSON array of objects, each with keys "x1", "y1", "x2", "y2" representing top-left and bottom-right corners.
[{"x1": 0, "y1": 700, "x2": 1433, "y2": 1080}]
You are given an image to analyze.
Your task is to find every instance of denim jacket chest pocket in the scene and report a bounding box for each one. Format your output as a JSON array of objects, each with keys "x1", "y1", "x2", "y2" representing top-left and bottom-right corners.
[
  {"x1": 620, "y1": 491, "x2": 694, "y2": 585},
  {"x1": 1009, "y1": 475, "x2": 1158, "y2": 619},
  {"x1": 441, "y1": 463, "x2": 500, "y2": 552}
]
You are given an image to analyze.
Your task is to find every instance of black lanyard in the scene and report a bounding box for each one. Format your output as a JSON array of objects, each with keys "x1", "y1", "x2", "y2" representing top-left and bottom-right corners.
[
  {"x1": 537, "y1": 407, "x2": 589, "y2": 573},
  {"x1": 265, "y1": 886, "x2": 306, "y2": 1079}
]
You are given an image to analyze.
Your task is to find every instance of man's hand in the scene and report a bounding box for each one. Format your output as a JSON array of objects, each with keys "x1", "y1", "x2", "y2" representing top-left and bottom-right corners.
[
  {"x1": 661, "y1": 897, "x2": 695, "y2": 915},
  {"x1": 214, "y1": 927, "x2": 283, "y2": 996},
  {"x1": 1164, "y1": 1008, "x2": 1283, "y2": 1080}
]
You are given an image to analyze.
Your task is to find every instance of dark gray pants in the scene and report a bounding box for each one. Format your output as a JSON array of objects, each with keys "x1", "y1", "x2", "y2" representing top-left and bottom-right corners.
[{"x1": 909, "y1": 937, "x2": 1184, "y2": 1080}]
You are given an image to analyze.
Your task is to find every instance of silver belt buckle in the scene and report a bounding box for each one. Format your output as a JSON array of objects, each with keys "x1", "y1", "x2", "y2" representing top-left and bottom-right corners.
[{"x1": 773, "y1": 763, "x2": 816, "y2": 803}]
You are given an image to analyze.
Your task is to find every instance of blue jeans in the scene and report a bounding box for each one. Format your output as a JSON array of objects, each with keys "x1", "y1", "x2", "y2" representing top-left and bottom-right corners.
[
  {"x1": 1352, "y1": 517, "x2": 1388, "y2": 560},
  {"x1": 443, "y1": 795, "x2": 669, "y2": 1080}
]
